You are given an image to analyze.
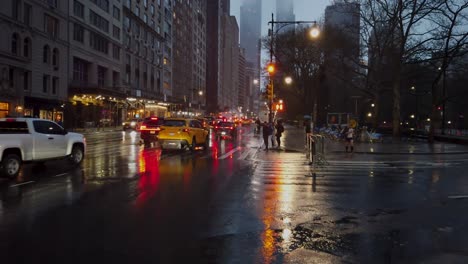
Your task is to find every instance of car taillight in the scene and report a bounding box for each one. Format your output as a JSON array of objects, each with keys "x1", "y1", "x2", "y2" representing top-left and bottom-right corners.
[
  {"x1": 215, "y1": 126, "x2": 219, "y2": 129},
  {"x1": 150, "y1": 117, "x2": 158, "y2": 120},
  {"x1": 182, "y1": 128, "x2": 190, "y2": 132},
  {"x1": 155, "y1": 127, "x2": 161, "y2": 131},
  {"x1": 230, "y1": 127, "x2": 234, "y2": 130}
]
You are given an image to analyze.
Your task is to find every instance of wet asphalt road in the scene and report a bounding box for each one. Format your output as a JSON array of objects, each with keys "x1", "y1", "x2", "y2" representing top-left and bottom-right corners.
[{"x1": 1, "y1": 126, "x2": 468, "y2": 263}]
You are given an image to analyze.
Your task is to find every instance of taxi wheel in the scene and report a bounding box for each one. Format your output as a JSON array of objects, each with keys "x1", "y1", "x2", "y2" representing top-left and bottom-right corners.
[
  {"x1": 190, "y1": 138, "x2": 196, "y2": 152},
  {"x1": 203, "y1": 136, "x2": 209, "y2": 151}
]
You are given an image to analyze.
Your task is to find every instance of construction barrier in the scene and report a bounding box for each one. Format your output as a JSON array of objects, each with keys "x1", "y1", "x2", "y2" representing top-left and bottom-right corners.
[{"x1": 306, "y1": 134, "x2": 326, "y2": 166}]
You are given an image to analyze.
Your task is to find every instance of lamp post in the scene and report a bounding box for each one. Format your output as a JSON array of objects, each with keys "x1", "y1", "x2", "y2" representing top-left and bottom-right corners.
[{"x1": 267, "y1": 13, "x2": 320, "y2": 123}]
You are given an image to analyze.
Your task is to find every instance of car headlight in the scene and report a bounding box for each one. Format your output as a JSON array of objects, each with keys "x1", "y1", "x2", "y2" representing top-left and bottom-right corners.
[{"x1": 130, "y1": 121, "x2": 136, "y2": 126}]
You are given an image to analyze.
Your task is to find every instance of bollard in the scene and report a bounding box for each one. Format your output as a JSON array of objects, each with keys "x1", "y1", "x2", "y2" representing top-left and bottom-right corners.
[{"x1": 307, "y1": 134, "x2": 327, "y2": 167}]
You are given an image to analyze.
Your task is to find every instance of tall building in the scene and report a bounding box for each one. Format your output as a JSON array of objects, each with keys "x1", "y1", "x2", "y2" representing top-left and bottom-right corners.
[
  {"x1": 240, "y1": 0, "x2": 261, "y2": 71},
  {"x1": 239, "y1": 0, "x2": 261, "y2": 115},
  {"x1": 275, "y1": 0, "x2": 295, "y2": 32},
  {"x1": 206, "y1": 0, "x2": 230, "y2": 113},
  {"x1": 0, "y1": 0, "x2": 69, "y2": 121},
  {"x1": 173, "y1": 0, "x2": 206, "y2": 114},
  {"x1": 323, "y1": 0, "x2": 360, "y2": 117},
  {"x1": 121, "y1": 0, "x2": 169, "y2": 118},
  {"x1": 68, "y1": 0, "x2": 126, "y2": 128},
  {"x1": 220, "y1": 15, "x2": 239, "y2": 111}
]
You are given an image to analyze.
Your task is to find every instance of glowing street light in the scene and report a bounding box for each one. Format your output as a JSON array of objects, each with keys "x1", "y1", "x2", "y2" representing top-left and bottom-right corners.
[
  {"x1": 309, "y1": 26, "x2": 320, "y2": 38},
  {"x1": 284, "y1": 76, "x2": 293, "y2": 85}
]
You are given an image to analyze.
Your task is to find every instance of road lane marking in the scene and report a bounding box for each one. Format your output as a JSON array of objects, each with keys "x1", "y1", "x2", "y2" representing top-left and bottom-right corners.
[
  {"x1": 53, "y1": 173, "x2": 69, "y2": 178},
  {"x1": 448, "y1": 195, "x2": 468, "y2": 199},
  {"x1": 9, "y1": 181, "x2": 35, "y2": 187},
  {"x1": 218, "y1": 146, "x2": 241, "y2": 160}
]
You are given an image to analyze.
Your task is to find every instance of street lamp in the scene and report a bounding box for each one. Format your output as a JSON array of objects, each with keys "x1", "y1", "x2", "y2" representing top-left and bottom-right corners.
[
  {"x1": 284, "y1": 76, "x2": 293, "y2": 85},
  {"x1": 267, "y1": 13, "x2": 320, "y2": 123}
]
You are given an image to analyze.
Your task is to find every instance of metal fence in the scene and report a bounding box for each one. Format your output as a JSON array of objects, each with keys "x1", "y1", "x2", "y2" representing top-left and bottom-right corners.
[{"x1": 306, "y1": 134, "x2": 328, "y2": 167}]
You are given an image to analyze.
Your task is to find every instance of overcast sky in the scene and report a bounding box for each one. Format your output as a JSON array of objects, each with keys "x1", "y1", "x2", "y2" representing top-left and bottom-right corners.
[{"x1": 230, "y1": 0, "x2": 333, "y2": 38}]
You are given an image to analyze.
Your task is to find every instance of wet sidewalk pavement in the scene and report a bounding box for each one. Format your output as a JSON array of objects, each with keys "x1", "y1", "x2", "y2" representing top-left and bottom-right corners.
[{"x1": 279, "y1": 125, "x2": 468, "y2": 155}]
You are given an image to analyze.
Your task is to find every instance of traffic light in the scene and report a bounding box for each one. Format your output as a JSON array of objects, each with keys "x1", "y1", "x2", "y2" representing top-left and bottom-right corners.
[
  {"x1": 266, "y1": 83, "x2": 273, "y2": 100},
  {"x1": 266, "y1": 62, "x2": 275, "y2": 76}
]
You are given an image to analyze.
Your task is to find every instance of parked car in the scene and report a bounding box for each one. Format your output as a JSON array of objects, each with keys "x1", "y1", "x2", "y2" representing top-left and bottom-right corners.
[
  {"x1": 122, "y1": 118, "x2": 143, "y2": 130},
  {"x1": 0, "y1": 117, "x2": 86, "y2": 178},
  {"x1": 139, "y1": 116, "x2": 164, "y2": 145},
  {"x1": 158, "y1": 118, "x2": 209, "y2": 151},
  {"x1": 214, "y1": 121, "x2": 237, "y2": 140}
]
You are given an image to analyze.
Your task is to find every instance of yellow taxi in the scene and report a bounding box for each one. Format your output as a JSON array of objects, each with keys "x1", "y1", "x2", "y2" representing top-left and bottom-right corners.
[{"x1": 158, "y1": 118, "x2": 209, "y2": 151}]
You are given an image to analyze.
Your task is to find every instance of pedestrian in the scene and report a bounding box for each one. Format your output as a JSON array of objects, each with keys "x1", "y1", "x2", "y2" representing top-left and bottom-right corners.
[
  {"x1": 262, "y1": 121, "x2": 272, "y2": 150},
  {"x1": 344, "y1": 125, "x2": 355, "y2": 152},
  {"x1": 275, "y1": 120, "x2": 285, "y2": 148},
  {"x1": 304, "y1": 118, "x2": 312, "y2": 146},
  {"x1": 270, "y1": 121, "x2": 275, "y2": 147},
  {"x1": 255, "y1": 118, "x2": 261, "y2": 134}
]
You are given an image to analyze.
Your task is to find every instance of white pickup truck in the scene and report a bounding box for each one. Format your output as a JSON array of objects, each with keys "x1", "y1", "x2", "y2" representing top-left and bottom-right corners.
[{"x1": 0, "y1": 117, "x2": 86, "y2": 178}]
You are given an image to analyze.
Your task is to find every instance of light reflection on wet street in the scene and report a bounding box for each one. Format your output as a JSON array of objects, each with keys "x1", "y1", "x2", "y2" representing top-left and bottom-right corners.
[{"x1": 1, "y1": 126, "x2": 468, "y2": 263}]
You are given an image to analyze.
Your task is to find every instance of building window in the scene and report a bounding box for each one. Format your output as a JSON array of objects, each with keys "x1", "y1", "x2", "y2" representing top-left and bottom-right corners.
[
  {"x1": 113, "y1": 6, "x2": 120, "y2": 20},
  {"x1": 73, "y1": 0, "x2": 84, "y2": 18},
  {"x1": 90, "y1": 11, "x2": 109, "y2": 33},
  {"x1": 90, "y1": 0, "x2": 109, "y2": 13},
  {"x1": 9, "y1": 68, "x2": 14, "y2": 87},
  {"x1": 89, "y1": 31, "x2": 109, "y2": 54},
  {"x1": 143, "y1": 14, "x2": 147, "y2": 24},
  {"x1": 97, "y1": 66, "x2": 107, "y2": 87},
  {"x1": 124, "y1": 0, "x2": 131, "y2": 8},
  {"x1": 43, "y1": 45, "x2": 50, "y2": 63},
  {"x1": 43, "y1": 75, "x2": 50, "y2": 93},
  {"x1": 47, "y1": 0, "x2": 57, "y2": 8},
  {"x1": 112, "y1": 71, "x2": 119, "y2": 87},
  {"x1": 150, "y1": 19, "x2": 154, "y2": 29},
  {"x1": 73, "y1": 57, "x2": 88, "y2": 82},
  {"x1": 73, "y1": 23, "x2": 84, "y2": 43},
  {"x1": 112, "y1": 44, "x2": 120, "y2": 60},
  {"x1": 44, "y1": 14, "x2": 59, "y2": 38},
  {"x1": 113, "y1": 25, "x2": 120, "y2": 39},
  {"x1": 52, "y1": 48, "x2": 59, "y2": 69},
  {"x1": 150, "y1": 4, "x2": 155, "y2": 16},
  {"x1": 23, "y1": 38, "x2": 30, "y2": 58},
  {"x1": 143, "y1": 0, "x2": 147, "y2": 8},
  {"x1": 24, "y1": 3, "x2": 32, "y2": 25},
  {"x1": 157, "y1": 0, "x2": 161, "y2": 7},
  {"x1": 23, "y1": 71, "x2": 29, "y2": 91},
  {"x1": 134, "y1": 6, "x2": 140, "y2": 17},
  {"x1": 52, "y1": 77, "x2": 58, "y2": 95},
  {"x1": 12, "y1": 0, "x2": 20, "y2": 20},
  {"x1": 123, "y1": 15, "x2": 130, "y2": 29},
  {"x1": 11, "y1": 33, "x2": 19, "y2": 55}
]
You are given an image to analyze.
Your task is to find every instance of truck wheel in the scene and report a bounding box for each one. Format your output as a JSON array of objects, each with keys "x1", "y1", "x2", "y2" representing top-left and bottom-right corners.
[
  {"x1": 69, "y1": 145, "x2": 84, "y2": 165},
  {"x1": 1, "y1": 154, "x2": 21, "y2": 178}
]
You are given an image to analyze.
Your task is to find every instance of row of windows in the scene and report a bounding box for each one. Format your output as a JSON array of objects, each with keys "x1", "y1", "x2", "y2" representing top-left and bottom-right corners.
[
  {"x1": 73, "y1": 57, "x2": 121, "y2": 87},
  {"x1": 89, "y1": 10, "x2": 109, "y2": 33},
  {"x1": 42, "y1": 45, "x2": 60, "y2": 69},
  {"x1": 11, "y1": 33, "x2": 31, "y2": 58},
  {"x1": 42, "y1": 75, "x2": 59, "y2": 95},
  {"x1": 91, "y1": 0, "x2": 109, "y2": 13},
  {"x1": 73, "y1": 24, "x2": 120, "y2": 60}
]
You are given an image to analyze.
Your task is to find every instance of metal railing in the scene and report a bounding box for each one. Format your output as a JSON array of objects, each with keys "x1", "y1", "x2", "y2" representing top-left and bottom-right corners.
[{"x1": 306, "y1": 134, "x2": 328, "y2": 167}]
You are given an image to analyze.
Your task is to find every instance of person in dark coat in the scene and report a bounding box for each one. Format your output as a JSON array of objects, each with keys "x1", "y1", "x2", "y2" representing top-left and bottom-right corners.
[
  {"x1": 262, "y1": 121, "x2": 272, "y2": 150},
  {"x1": 275, "y1": 120, "x2": 285, "y2": 148}
]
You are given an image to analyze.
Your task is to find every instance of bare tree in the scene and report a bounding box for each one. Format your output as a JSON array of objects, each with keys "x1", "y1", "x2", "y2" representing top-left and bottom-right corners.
[{"x1": 425, "y1": 0, "x2": 468, "y2": 142}]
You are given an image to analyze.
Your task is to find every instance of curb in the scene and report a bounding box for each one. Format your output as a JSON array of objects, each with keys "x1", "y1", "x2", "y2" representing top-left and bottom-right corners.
[{"x1": 328, "y1": 150, "x2": 468, "y2": 155}]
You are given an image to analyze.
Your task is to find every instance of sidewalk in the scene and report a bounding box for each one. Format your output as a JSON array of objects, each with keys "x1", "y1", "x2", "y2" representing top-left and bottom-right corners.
[{"x1": 281, "y1": 125, "x2": 468, "y2": 155}]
